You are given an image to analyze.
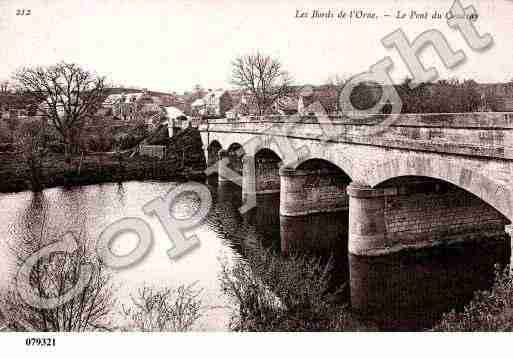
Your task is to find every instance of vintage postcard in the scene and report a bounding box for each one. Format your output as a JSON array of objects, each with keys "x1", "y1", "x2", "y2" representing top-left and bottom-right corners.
[{"x1": 0, "y1": 0, "x2": 512, "y2": 356}]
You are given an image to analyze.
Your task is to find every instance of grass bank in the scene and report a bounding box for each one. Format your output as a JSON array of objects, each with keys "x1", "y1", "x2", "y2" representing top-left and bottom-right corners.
[
  {"x1": 0, "y1": 151, "x2": 206, "y2": 194},
  {"x1": 219, "y1": 240, "x2": 376, "y2": 331}
]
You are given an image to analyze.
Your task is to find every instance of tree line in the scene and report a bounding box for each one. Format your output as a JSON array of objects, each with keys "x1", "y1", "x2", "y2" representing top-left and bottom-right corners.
[
  {"x1": 2, "y1": 58, "x2": 512, "y2": 159},
  {"x1": 349, "y1": 77, "x2": 512, "y2": 114}
]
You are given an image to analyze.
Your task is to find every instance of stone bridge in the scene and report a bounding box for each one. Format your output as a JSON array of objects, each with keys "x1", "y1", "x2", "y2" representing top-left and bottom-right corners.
[{"x1": 199, "y1": 113, "x2": 513, "y2": 257}]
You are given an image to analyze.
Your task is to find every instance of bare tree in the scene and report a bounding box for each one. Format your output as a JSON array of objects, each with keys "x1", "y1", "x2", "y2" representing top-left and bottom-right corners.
[
  {"x1": 15, "y1": 119, "x2": 48, "y2": 191},
  {"x1": 121, "y1": 283, "x2": 202, "y2": 331},
  {"x1": 2, "y1": 221, "x2": 114, "y2": 331},
  {"x1": 231, "y1": 52, "x2": 293, "y2": 116},
  {"x1": 4, "y1": 112, "x2": 18, "y2": 144},
  {"x1": 12, "y1": 62, "x2": 107, "y2": 159}
]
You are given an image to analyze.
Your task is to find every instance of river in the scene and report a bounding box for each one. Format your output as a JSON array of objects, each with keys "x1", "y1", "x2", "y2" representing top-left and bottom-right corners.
[{"x1": 0, "y1": 180, "x2": 509, "y2": 331}]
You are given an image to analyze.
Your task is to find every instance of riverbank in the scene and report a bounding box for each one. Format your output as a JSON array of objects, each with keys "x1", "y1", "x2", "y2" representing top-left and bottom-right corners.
[
  {"x1": 222, "y1": 238, "x2": 513, "y2": 331},
  {"x1": 0, "y1": 152, "x2": 208, "y2": 193},
  {"x1": 0, "y1": 127, "x2": 207, "y2": 193}
]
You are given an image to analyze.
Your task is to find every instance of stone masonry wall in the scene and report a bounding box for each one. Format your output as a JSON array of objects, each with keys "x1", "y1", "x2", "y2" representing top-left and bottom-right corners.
[
  {"x1": 383, "y1": 182, "x2": 510, "y2": 249},
  {"x1": 255, "y1": 159, "x2": 281, "y2": 193},
  {"x1": 280, "y1": 169, "x2": 349, "y2": 216}
]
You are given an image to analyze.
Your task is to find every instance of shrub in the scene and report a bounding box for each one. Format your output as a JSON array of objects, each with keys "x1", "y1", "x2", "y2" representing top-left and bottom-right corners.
[
  {"x1": 47, "y1": 141, "x2": 65, "y2": 154},
  {"x1": 86, "y1": 136, "x2": 114, "y2": 153},
  {"x1": 219, "y1": 256, "x2": 282, "y2": 330},
  {"x1": 121, "y1": 283, "x2": 203, "y2": 331},
  {"x1": 0, "y1": 143, "x2": 15, "y2": 152},
  {"x1": 2, "y1": 229, "x2": 115, "y2": 331},
  {"x1": 219, "y1": 242, "x2": 364, "y2": 331},
  {"x1": 434, "y1": 266, "x2": 513, "y2": 331},
  {"x1": 115, "y1": 134, "x2": 141, "y2": 150}
]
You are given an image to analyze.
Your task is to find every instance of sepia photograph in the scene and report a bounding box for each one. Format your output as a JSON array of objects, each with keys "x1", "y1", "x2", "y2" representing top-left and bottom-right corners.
[{"x1": 0, "y1": 0, "x2": 513, "y2": 356}]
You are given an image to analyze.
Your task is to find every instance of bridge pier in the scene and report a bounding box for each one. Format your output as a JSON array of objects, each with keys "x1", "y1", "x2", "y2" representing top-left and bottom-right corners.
[
  {"x1": 227, "y1": 144, "x2": 244, "y2": 175},
  {"x1": 217, "y1": 149, "x2": 231, "y2": 183},
  {"x1": 347, "y1": 183, "x2": 387, "y2": 256},
  {"x1": 241, "y1": 155, "x2": 282, "y2": 197},
  {"x1": 206, "y1": 141, "x2": 222, "y2": 168},
  {"x1": 279, "y1": 165, "x2": 349, "y2": 217},
  {"x1": 242, "y1": 156, "x2": 256, "y2": 201}
]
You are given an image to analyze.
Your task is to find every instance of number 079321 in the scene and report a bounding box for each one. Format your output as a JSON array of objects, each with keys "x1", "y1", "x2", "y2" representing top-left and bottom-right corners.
[{"x1": 25, "y1": 338, "x2": 56, "y2": 347}]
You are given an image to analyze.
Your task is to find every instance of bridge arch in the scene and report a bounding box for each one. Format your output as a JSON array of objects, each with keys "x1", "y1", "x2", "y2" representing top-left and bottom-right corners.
[
  {"x1": 280, "y1": 157, "x2": 351, "y2": 217},
  {"x1": 348, "y1": 174, "x2": 513, "y2": 318},
  {"x1": 226, "y1": 142, "x2": 245, "y2": 175},
  {"x1": 255, "y1": 148, "x2": 282, "y2": 162},
  {"x1": 289, "y1": 146, "x2": 356, "y2": 181},
  {"x1": 365, "y1": 155, "x2": 513, "y2": 222},
  {"x1": 240, "y1": 139, "x2": 285, "y2": 161},
  {"x1": 207, "y1": 140, "x2": 223, "y2": 167},
  {"x1": 227, "y1": 142, "x2": 244, "y2": 154},
  {"x1": 244, "y1": 148, "x2": 283, "y2": 195},
  {"x1": 352, "y1": 174, "x2": 511, "y2": 255},
  {"x1": 279, "y1": 157, "x2": 352, "y2": 253},
  {"x1": 347, "y1": 155, "x2": 513, "y2": 256},
  {"x1": 296, "y1": 158, "x2": 352, "y2": 181}
]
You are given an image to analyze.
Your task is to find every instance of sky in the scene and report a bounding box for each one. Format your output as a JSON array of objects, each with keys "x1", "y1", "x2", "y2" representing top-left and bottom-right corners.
[{"x1": 0, "y1": 0, "x2": 512, "y2": 93}]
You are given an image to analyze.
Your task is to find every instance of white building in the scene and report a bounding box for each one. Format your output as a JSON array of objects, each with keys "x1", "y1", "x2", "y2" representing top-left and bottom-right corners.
[
  {"x1": 102, "y1": 90, "x2": 162, "y2": 121},
  {"x1": 190, "y1": 90, "x2": 232, "y2": 117},
  {"x1": 165, "y1": 106, "x2": 187, "y2": 137}
]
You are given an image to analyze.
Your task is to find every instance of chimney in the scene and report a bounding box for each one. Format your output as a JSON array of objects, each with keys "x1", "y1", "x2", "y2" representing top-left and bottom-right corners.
[{"x1": 297, "y1": 96, "x2": 305, "y2": 115}]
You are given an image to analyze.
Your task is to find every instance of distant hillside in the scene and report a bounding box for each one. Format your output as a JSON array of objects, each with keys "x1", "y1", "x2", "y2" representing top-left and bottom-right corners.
[
  {"x1": 2, "y1": 81, "x2": 512, "y2": 114},
  {"x1": 104, "y1": 87, "x2": 177, "y2": 98},
  {"x1": 101, "y1": 87, "x2": 191, "y2": 109}
]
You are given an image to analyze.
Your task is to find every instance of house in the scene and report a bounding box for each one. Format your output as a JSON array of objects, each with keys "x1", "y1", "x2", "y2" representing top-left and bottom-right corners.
[
  {"x1": 477, "y1": 83, "x2": 513, "y2": 112},
  {"x1": 297, "y1": 85, "x2": 339, "y2": 115},
  {"x1": 226, "y1": 92, "x2": 296, "y2": 119},
  {"x1": 190, "y1": 98, "x2": 206, "y2": 116},
  {"x1": 226, "y1": 102, "x2": 251, "y2": 119},
  {"x1": 38, "y1": 94, "x2": 82, "y2": 122},
  {"x1": 226, "y1": 93, "x2": 254, "y2": 119},
  {"x1": 102, "y1": 89, "x2": 163, "y2": 122},
  {"x1": 165, "y1": 106, "x2": 187, "y2": 137},
  {"x1": 0, "y1": 92, "x2": 37, "y2": 119},
  {"x1": 191, "y1": 89, "x2": 232, "y2": 117},
  {"x1": 272, "y1": 96, "x2": 300, "y2": 115},
  {"x1": 226, "y1": 85, "x2": 340, "y2": 118}
]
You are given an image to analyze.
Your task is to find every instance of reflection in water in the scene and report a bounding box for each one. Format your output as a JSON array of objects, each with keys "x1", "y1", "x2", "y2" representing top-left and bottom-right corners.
[
  {"x1": 280, "y1": 211, "x2": 350, "y2": 298},
  {"x1": 209, "y1": 181, "x2": 512, "y2": 330},
  {"x1": 350, "y1": 240, "x2": 511, "y2": 330},
  {"x1": 0, "y1": 179, "x2": 510, "y2": 330},
  {"x1": 280, "y1": 211, "x2": 348, "y2": 257},
  {"x1": 19, "y1": 192, "x2": 49, "y2": 241},
  {"x1": 207, "y1": 182, "x2": 281, "y2": 256},
  {"x1": 115, "y1": 183, "x2": 127, "y2": 207}
]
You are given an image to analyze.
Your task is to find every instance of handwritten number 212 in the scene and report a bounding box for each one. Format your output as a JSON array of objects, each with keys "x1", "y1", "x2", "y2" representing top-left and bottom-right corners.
[{"x1": 16, "y1": 9, "x2": 31, "y2": 16}]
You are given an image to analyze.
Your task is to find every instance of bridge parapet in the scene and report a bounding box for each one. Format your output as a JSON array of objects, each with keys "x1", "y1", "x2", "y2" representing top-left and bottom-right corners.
[
  {"x1": 200, "y1": 112, "x2": 513, "y2": 126},
  {"x1": 200, "y1": 112, "x2": 513, "y2": 160}
]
